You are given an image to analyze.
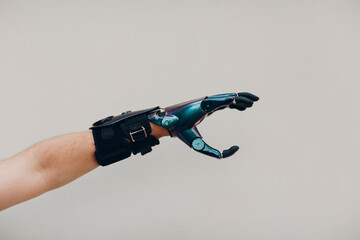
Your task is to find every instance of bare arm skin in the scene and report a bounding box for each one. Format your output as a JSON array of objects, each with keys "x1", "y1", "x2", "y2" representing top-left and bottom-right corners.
[{"x1": 0, "y1": 123, "x2": 169, "y2": 211}]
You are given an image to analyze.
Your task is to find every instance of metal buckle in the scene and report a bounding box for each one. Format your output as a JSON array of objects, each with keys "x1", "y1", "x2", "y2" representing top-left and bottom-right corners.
[{"x1": 130, "y1": 126, "x2": 147, "y2": 142}]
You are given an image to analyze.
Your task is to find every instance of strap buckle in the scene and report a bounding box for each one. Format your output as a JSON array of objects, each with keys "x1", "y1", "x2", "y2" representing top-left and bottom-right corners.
[{"x1": 130, "y1": 126, "x2": 147, "y2": 142}]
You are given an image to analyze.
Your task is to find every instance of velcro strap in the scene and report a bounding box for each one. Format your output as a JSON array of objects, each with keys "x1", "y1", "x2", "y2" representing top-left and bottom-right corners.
[
  {"x1": 121, "y1": 114, "x2": 157, "y2": 155},
  {"x1": 91, "y1": 113, "x2": 159, "y2": 166}
]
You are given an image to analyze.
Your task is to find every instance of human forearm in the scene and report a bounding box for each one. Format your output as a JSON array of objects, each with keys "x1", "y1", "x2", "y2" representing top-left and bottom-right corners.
[
  {"x1": 0, "y1": 132, "x2": 98, "y2": 211},
  {"x1": 0, "y1": 124, "x2": 169, "y2": 211},
  {"x1": 31, "y1": 123, "x2": 169, "y2": 191},
  {"x1": 31, "y1": 131, "x2": 99, "y2": 191}
]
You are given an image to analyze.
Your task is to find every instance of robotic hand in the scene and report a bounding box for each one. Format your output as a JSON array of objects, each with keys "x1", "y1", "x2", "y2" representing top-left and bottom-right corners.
[
  {"x1": 147, "y1": 92, "x2": 259, "y2": 159},
  {"x1": 91, "y1": 92, "x2": 259, "y2": 166}
]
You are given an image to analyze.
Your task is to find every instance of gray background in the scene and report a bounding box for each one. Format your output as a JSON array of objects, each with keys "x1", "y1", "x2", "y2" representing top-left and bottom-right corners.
[{"x1": 0, "y1": 0, "x2": 359, "y2": 239}]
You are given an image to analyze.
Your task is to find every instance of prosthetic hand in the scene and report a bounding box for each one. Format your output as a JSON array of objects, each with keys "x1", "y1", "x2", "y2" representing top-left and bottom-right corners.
[
  {"x1": 91, "y1": 92, "x2": 259, "y2": 166},
  {"x1": 148, "y1": 92, "x2": 259, "y2": 159}
]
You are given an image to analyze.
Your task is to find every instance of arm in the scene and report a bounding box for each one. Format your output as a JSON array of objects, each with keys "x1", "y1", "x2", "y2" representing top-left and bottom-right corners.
[
  {"x1": 0, "y1": 124, "x2": 169, "y2": 211},
  {"x1": 0, "y1": 91, "x2": 258, "y2": 211}
]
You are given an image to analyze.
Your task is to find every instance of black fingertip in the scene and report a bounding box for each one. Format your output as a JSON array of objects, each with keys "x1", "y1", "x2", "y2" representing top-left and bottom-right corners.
[
  {"x1": 235, "y1": 103, "x2": 248, "y2": 110},
  {"x1": 230, "y1": 104, "x2": 246, "y2": 111},
  {"x1": 237, "y1": 92, "x2": 260, "y2": 101},
  {"x1": 222, "y1": 145, "x2": 239, "y2": 158},
  {"x1": 235, "y1": 96, "x2": 253, "y2": 107}
]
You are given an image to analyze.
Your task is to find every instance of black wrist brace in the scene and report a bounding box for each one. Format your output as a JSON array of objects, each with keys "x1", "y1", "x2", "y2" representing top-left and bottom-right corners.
[{"x1": 90, "y1": 107, "x2": 160, "y2": 166}]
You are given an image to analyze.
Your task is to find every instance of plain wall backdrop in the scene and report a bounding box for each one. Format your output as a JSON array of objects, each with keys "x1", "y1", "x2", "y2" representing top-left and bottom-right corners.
[{"x1": 0, "y1": 0, "x2": 359, "y2": 239}]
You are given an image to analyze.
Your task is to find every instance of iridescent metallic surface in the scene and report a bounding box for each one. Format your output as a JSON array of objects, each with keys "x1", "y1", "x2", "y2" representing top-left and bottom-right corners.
[
  {"x1": 147, "y1": 93, "x2": 243, "y2": 159},
  {"x1": 164, "y1": 97, "x2": 205, "y2": 134}
]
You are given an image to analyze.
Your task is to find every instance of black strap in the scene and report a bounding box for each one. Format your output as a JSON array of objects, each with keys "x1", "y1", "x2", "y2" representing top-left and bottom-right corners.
[{"x1": 91, "y1": 114, "x2": 159, "y2": 166}]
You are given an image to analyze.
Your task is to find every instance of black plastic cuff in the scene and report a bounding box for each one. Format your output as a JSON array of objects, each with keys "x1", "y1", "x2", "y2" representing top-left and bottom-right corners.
[{"x1": 91, "y1": 111, "x2": 159, "y2": 166}]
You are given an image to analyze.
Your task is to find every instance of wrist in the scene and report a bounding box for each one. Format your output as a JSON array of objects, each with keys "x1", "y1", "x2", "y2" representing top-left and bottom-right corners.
[{"x1": 150, "y1": 122, "x2": 170, "y2": 139}]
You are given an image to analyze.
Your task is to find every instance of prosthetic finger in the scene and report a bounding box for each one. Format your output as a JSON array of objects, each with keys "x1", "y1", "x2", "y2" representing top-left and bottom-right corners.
[
  {"x1": 202, "y1": 92, "x2": 259, "y2": 115},
  {"x1": 222, "y1": 146, "x2": 240, "y2": 158},
  {"x1": 237, "y1": 92, "x2": 260, "y2": 101},
  {"x1": 176, "y1": 127, "x2": 239, "y2": 159},
  {"x1": 192, "y1": 138, "x2": 239, "y2": 159},
  {"x1": 230, "y1": 93, "x2": 259, "y2": 111},
  {"x1": 229, "y1": 104, "x2": 246, "y2": 111},
  {"x1": 201, "y1": 96, "x2": 234, "y2": 113},
  {"x1": 234, "y1": 96, "x2": 254, "y2": 107}
]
